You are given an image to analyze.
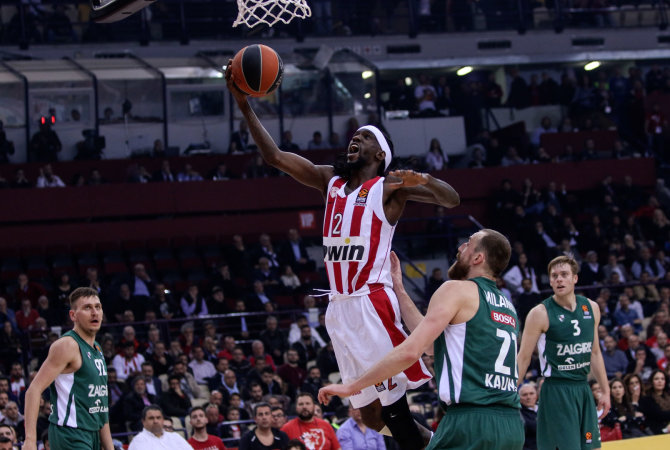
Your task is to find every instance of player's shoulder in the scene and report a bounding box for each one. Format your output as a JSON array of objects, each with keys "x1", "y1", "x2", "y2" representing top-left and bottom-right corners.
[
  {"x1": 52, "y1": 334, "x2": 80, "y2": 352},
  {"x1": 526, "y1": 303, "x2": 550, "y2": 329}
]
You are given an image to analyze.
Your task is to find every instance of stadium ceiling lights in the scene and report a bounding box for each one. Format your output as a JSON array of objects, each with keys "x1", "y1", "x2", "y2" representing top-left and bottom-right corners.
[
  {"x1": 456, "y1": 66, "x2": 473, "y2": 76},
  {"x1": 584, "y1": 61, "x2": 601, "y2": 71},
  {"x1": 361, "y1": 70, "x2": 374, "y2": 79}
]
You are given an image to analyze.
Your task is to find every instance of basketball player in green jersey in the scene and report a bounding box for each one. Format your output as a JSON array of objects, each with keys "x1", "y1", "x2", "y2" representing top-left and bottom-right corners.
[
  {"x1": 23, "y1": 287, "x2": 114, "y2": 450},
  {"x1": 517, "y1": 255, "x2": 610, "y2": 450},
  {"x1": 319, "y1": 229, "x2": 524, "y2": 449}
]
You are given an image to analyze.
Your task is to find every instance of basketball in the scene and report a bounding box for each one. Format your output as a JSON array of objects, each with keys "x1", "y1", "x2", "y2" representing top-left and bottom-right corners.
[{"x1": 230, "y1": 44, "x2": 284, "y2": 97}]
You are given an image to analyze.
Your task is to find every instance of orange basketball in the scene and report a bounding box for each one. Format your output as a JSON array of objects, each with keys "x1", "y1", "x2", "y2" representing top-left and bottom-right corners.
[{"x1": 231, "y1": 44, "x2": 284, "y2": 97}]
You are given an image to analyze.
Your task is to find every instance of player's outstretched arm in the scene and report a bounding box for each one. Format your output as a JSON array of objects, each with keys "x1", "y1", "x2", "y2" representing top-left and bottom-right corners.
[
  {"x1": 517, "y1": 305, "x2": 548, "y2": 385},
  {"x1": 23, "y1": 337, "x2": 79, "y2": 450},
  {"x1": 589, "y1": 299, "x2": 611, "y2": 418},
  {"x1": 390, "y1": 251, "x2": 425, "y2": 333},
  {"x1": 318, "y1": 281, "x2": 466, "y2": 404},
  {"x1": 225, "y1": 61, "x2": 332, "y2": 194},
  {"x1": 387, "y1": 170, "x2": 460, "y2": 207}
]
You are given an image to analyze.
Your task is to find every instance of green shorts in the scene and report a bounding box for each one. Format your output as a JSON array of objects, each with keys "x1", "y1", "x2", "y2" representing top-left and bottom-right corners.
[
  {"x1": 49, "y1": 423, "x2": 100, "y2": 450},
  {"x1": 428, "y1": 404, "x2": 524, "y2": 450},
  {"x1": 537, "y1": 378, "x2": 601, "y2": 450}
]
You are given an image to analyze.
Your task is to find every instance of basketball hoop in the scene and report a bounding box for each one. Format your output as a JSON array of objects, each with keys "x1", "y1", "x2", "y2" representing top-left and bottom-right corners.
[{"x1": 233, "y1": 0, "x2": 312, "y2": 28}]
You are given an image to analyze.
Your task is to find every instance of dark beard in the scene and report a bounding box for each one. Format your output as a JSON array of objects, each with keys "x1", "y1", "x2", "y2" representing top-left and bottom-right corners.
[
  {"x1": 333, "y1": 150, "x2": 368, "y2": 178},
  {"x1": 447, "y1": 257, "x2": 469, "y2": 280},
  {"x1": 298, "y1": 409, "x2": 314, "y2": 421}
]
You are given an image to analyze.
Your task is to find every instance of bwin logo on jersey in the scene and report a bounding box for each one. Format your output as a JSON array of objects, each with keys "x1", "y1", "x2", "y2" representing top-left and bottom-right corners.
[{"x1": 323, "y1": 237, "x2": 366, "y2": 262}]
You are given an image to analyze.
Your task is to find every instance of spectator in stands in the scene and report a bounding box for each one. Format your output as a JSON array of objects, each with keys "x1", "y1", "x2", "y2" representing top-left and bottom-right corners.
[
  {"x1": 152, "y1": 160, "x2": 175, "y2": 182},
  {"x1": 189, "y1": 345, "x2": 217, "y2": 385},
  {"x1": 10, "y1": 168, "x2": 30, "y2": 188},
  {"x1": 207, "y1": 286, "x2": 229, "y2": 316},
  {"x1": 291, "y1": 325, "x2": 321, "y2": 370},
  {"x1": 240, "y1": 402, "x2": 289, "y2": 450},
  {"x1": 123, "y1": 376, "x2": 157, "y2": 431},
  {"x1": 500, "y1": 146, "x2": 527, "y2": 167},
  {"x1": 503, "y1": 253, "x2": 539, "y2": 295},
  {"x1": 279, "y1": 130, "x2": 300, "y2": 152},
  {"x1": 141, "y1": 361, "x2": 162, "y2": 397},
  {"x1": 148, "y1": 341, "x2": 173, "y2": 376},
  {"x1": 230, "y1": 391, "x2": 251, "y2": 420},
  {"x1": 336, "y1": 403, "x2": 385, "y2": 450},
  {"x1": 506, "y1": 68, "x2": 530, "y2": 109},
  {"x1": 35, "y1": 295, "x2": 59, "y2": 328},
  {"x1": 112, "y1": 283, "x2": 143, "y2": 322},
  {"x1": 188, "y1": 406, "x2": 227, "y2": 450},
  {"x1": 253, "y1": 257, "x2": 281, "y2": 292},
  {"x1": 425, "y1": 138, "x2": 447, "y2": 171},
  {"x1": 0, "y1": 298, "x2": 16, "y2": 331},
  {"x1": 300, "y1": 366, "x2": 324, "y2": 401},
  {"x1": 177, "y1": 163, "x2": 204, "y2": 182},
  {"x1": 218, "y1": 407, "x2": 245, "y2": 447},
  {"x1": 630, "y1": 246, "x2": 666, "y2": 281},
  {"x1": 639, "y1": 370, "x2": 670, "y2": 434},
  {"x1": 0, "y1": 401, "x2": 23, "y2": 442},
  {"x1": 159, "y1": 374, "x2": 192, "y2": 418},
  {"x1": 15, "y1": 298, "x2": 39, "y2": 331},
  {"x1": 229, "y1": 119, "x2": 256, "y2": 154},
  {"x1": 247, "y1": 280, "x2": 274, "y2": 312},
  {"x1": 113, "y1": 340, "x2": 145, "y2": 383},
  {"x1": 531, "y1": 116, "x2": 557, "y2": 147},
  {"x1": 130, "y1": 263, "x2": 154, "y2": 304},
  {"x1": 657, "y1": 343, "x2": 670, "y2": 371},
  {"x1": 128, "y1": 405, "x2": 192, "y2": 449},
  {"x1": 281, "y1": 393, "x2": 340, "y2": 449},
  {"x1": 307, "y1": 131, "x2": 327, "y2": 150},
  {"x1": 603, "y1": 335, "x2": 628, "y2": 380},
  {"x1": 645, "y1": 103, "x2": 666, "y2": 159},
  {"x1": 230, "y1": 347, "x2": 252, "y2": 380},
  {"x1": 14, "y1": 273, "x2": 46, "y2": 306},
  {"x1": 288, "y1": 315, "x2": 326, "y2": 347},
  {"x1": 216, "y1": 368, "x2": 245, "y2": 405},
  {"x1": 518, "y1": 383, "x2": 538, "y2": 450},
  {"x1": 278, "y1": 228, "x2": 314, "y2": 274},
  {"x1": 279, "y1": 265, "x2": 301, "y2": 293},
  {"x1": 249, "y1": 340, "x2": 275, "y2": 371},
  {"x1": 180, "y1": 284, "x2": 208, "y2": 318},
  {"x1": 277, "y1": 348, "x2": 307, "y2": 392},
  {"x1": 259, "y1": 316, "x2": 288, "y2": 366},
  {"x1": 205, "y1": 399, "x2": 225, "y2": 430},
  {"x1": 579, "y1": 250, "x2": 604, "y2": 287},
  {"x1": 602, "y1": 378, "x2": 651, "y2": 439},
  {"x1": 614, "y1": 293, "x2": 643, "y2": 332},
  {"x1": 29, "y1": 120, "x2": 61, "y2": 162},
  {"x1": 211, "y1": 162, "x2": 232, "y2": 181}
]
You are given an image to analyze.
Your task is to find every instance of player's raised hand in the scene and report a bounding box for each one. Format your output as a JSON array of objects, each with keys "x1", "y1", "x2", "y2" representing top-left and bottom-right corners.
[
  {"x1": 318, "y1": 383, "x2": 355, "y2": 405},
  {"x1": 389, "y1": 251, "x2": 406, "y2": 294},
  {"x1": 224, "y1": 59, "x2": 249, "y2": 101},
  {"x1": 387, "y1": 170, "x2": 429, "y2": 189}
]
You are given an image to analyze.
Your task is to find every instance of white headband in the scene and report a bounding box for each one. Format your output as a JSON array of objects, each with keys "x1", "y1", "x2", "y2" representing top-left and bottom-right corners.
[{"x1": 358, "y1": 125, "x2": 392, "y2": 170}]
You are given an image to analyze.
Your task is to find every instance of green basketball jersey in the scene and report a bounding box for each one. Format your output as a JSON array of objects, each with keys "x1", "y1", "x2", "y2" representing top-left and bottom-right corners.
[
  {"x1": 433, "y1": 277, "x2": 520, "y2": 409},
  {"x1": 49, "y1": 330, "x2": 109, "y2": 431},
  {"x1": 539, "y1": 295, "x2": 595, "y2": 381}
]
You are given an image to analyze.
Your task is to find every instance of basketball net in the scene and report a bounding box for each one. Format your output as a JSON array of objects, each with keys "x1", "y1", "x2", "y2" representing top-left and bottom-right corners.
[{"x1": 233, "y1": 0, "x2": 312, "y2": 28}]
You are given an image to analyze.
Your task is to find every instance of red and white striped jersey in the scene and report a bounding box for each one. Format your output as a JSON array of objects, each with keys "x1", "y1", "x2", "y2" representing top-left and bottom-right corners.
[{"x1": 322, "y1": 176, "x2": 395, "y2": 296}]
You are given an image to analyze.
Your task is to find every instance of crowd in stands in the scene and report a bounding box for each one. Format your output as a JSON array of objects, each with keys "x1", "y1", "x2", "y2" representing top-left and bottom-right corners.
[
  {"x1": 486, "y1": 170, "x2": 670, "y2": 443},
  {"x1": 0, "y1": 0, "x2": 661, "y2": 47}
]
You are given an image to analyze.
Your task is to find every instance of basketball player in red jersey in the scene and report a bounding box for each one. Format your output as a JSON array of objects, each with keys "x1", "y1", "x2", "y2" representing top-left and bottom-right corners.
[{"x1": 226, "y1": 66, "x2": 460, "y2": 450}]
